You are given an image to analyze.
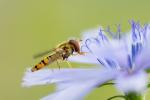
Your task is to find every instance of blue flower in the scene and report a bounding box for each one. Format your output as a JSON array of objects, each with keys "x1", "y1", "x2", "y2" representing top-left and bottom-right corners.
[{"x1": 22, "y1": 21, "x2": 150, "y2": 100}]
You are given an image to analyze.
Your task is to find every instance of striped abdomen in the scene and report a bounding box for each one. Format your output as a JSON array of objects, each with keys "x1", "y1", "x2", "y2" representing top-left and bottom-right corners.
[{"x1": 31, "y1": 52, "x2": 63, "y2": 72}]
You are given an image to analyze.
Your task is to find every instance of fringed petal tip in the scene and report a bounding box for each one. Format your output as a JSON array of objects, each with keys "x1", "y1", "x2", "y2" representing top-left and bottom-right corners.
[
  {"x1": 22, "y1": 68, "x2": 105, "y2": 88},
  {"x1": 22, "y1": 68, "x2": 34, "y2": 87},
  {"x1": 22, "y1": 68, "x2": 52, "y2": 87}
]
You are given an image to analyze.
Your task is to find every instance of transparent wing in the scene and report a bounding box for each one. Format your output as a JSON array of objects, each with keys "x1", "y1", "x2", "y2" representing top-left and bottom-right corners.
[{"x1": 33, "y1": 48, "x2": 56, "y2": 59}]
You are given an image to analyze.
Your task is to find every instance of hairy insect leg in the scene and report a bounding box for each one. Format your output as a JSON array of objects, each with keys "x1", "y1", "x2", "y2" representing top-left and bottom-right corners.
[
  {"x1": 66, "y1": 61, "x2": 72, "y2": 68},
  {"x1": 72, "y1": 52, "x2": 87, "y2": 56},
  {"x1": 56, "y1": 60, "x2": 61, "y2": 70},
  {"x1": 79, "y1": 52, "x2": 87, "y2": 55}
]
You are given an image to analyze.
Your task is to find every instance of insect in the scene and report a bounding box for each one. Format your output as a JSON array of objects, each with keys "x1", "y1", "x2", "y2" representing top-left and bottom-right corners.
[{"x1": 31, "y1": 39, "x2": 84, "y2": 72}]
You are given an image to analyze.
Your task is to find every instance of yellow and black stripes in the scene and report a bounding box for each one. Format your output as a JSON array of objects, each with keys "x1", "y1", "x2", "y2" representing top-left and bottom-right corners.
[
  {"x1": 31, "y1": 57, "x2": 50, "y2": 72},
  {"x1": 31, "y1": 53, "x2": 63, "y2": 72}
]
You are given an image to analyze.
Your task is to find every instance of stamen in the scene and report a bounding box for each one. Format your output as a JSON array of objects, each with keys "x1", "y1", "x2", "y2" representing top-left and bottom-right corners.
[
  {"x1": 106, "y1": 26, "x2": 114, "y2": 37},
  {"x1": 132, "y1": 44, "x2": 136, "y2": 61},
  {"x1": 84, "y1": 38, "x2": 108, "y2": 67},
  {"x1": 105, "y1": 58, "x2": 117, "y2": 68},
  {"x1": 127, "y1": 55, "x2": 132, "y2": 69},
  {"x1": 117, "y1": 24, "x2": 121, "y2": 40},
  {"x1": 105, "y1": 25, "x2": 122, "y2": 39},
  {"x1": 96, "y1": 58, "x2": 105, "y2": 66},
  {"x1": 98, "y1": 28, "x2": 108, "y2": 41},
  {"x1": 129, "y1": 21, "x2": 149, "y2": 68}
]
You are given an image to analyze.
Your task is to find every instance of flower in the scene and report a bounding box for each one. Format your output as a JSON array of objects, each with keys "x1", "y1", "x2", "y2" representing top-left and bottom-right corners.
[{"x1": 22, "y1": 21, "x2": 150, "y2": 100}]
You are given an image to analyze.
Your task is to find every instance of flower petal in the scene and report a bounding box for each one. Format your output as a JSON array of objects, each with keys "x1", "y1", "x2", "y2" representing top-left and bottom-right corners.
[
  {"x1": 41, "y1": 81, "x2": 98, "y2": 100},
  {"x1": 135, "y1": 49, "x2": 150, "y2": 70},
  {"x1": 22, "y1": 68, "x2": 117, "y2": 87},
  {"x1": 135, "y1": 32, "x2": 150, "y2": 70},
  {"x1": 68, "y1": 54, "x2": 99, "y2": 64},
  {"x1": 39, "y1": 68, "x2": 118, "y2": 100}
]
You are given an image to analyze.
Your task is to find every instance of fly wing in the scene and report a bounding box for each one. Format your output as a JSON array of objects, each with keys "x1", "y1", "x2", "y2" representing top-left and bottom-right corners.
[{"x1": 33, "y1": 48, "x2": 56, "y2": 59}]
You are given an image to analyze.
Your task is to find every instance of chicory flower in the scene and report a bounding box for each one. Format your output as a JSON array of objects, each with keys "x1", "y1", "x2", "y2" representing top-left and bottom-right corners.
[{"x1": 22, "y1": 21, "x2": 150, "y2": 100}]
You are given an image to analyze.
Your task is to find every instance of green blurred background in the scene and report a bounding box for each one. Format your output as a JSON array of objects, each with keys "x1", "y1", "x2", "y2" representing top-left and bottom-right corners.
[{"x1": 1, "y1": 0, "x2": 150, "y2": 100}]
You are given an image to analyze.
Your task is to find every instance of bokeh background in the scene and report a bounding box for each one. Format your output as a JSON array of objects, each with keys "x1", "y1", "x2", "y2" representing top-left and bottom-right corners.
[{"x1": 1, "y1": 0, "x2": 150, "y2": 100}]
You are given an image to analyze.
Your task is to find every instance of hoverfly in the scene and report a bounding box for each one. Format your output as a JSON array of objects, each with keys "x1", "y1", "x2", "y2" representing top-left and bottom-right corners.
[{"x1": 31, "y1": 39, "x2": 84, "y2": 72}]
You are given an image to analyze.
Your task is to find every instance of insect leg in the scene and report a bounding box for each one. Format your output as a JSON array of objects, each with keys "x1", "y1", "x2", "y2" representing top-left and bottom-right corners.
[
  {"x1": 56, "y1": 60, "x2": 61, "y2": 70},
  {"x1": 66, "y1": 61, "x2": 72, "y2": 68},
  {"x1": 79, "y1": 52, "x2": 87, "y2": 55},
  {"x1": 72, "y1": 52, "x2": 87, "y2": 56}
]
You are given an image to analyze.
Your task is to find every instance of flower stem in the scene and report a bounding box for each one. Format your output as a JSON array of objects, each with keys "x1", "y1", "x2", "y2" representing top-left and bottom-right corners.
[{"x1": 125, "y1": 92, "x2": 143, "y2": 100}]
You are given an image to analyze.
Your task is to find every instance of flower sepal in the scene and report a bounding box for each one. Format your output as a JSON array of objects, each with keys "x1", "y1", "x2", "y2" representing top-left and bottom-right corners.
[
  {"x1": 146, "y1": 69, "x2": 150, "y2": 73},
  {"x1": 125, "y1": 92, "x2": 143, "y2": 100}
]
